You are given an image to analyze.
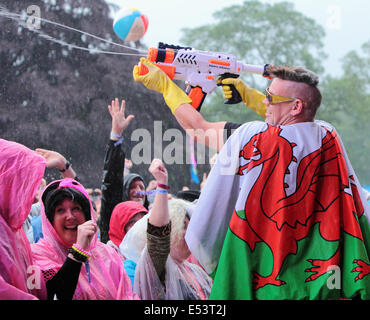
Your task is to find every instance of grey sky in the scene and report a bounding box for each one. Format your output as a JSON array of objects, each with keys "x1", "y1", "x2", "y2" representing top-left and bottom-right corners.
[{"x1": 109, "y1": 0, "x2": 370, "y2": 77}]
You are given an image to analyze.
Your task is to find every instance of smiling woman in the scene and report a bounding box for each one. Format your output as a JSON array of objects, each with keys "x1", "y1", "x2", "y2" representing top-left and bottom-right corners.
[
  {"x1": 43, "y1": 183, "x2": 92, "y2": 247},
  {"x1": 31, "y1": 178, "x2": 139, "y2": 300}
]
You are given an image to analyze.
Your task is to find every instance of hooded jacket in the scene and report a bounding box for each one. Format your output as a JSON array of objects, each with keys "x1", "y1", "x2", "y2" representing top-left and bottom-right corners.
[
  {"x1": 31, "y1": 178, "x2": 138, "y2": 300},
  {"x1": 0, "y1": 139, "x2": 46, "y2": 299},
  {"x1": 123, "y1": 173, "x2": 149, "y2": 209},
  {"x1": 98, "y1": 139, "x2": 148, "y2": 243},
  {"x1": 109, "y1": 201, "x2": 148, "y2": 248}
]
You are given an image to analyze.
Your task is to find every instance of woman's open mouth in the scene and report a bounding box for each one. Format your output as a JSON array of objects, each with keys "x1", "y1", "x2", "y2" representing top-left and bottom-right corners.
[{"x1": 64, "y1": 225, "x2": 77, "y2": 231}]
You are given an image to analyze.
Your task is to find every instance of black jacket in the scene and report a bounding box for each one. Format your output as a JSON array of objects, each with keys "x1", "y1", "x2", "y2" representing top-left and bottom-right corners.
[
  {"x1": 98, "y1": 140, "x2": 149, "y2": 243},
  {"x1": 98, "y1": 139, "x2": 125, "y2": 243}
]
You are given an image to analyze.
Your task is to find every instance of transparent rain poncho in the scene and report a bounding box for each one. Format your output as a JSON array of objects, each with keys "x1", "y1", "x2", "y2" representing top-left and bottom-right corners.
[
  {"x1": 120, "y1": 199, "x2": 213, "y2": 300},
  {"x1": 31, "y1": 178, "x2": 139, "y2": 300},
  {"x1": 0, "y1": 139, "x2": 46, "y2": 299}
]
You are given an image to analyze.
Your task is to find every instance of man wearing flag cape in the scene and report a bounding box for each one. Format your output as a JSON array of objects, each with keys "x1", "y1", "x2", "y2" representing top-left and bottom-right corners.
[{"x1": 133, "y1": 58, "x2": 370, "y2": 299}]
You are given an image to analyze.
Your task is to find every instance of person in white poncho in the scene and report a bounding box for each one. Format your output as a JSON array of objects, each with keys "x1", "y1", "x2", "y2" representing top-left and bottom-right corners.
[{"x1": 120, "y1": 158, "x2": 213, "y2": 300}]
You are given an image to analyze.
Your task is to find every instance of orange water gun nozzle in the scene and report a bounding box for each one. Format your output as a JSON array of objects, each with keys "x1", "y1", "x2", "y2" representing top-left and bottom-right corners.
[{"x1": 138, "y1": 48, "x2": 176, "y2": 79}]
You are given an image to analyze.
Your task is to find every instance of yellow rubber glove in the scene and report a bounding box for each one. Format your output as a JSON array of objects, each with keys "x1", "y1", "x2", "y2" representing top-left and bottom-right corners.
[
  {"x1": 219, "y1": 78, "x2": 266, "y2": 118},
  {"x1": 133, "y1": 57, "x2": 192, "y2": 114}
]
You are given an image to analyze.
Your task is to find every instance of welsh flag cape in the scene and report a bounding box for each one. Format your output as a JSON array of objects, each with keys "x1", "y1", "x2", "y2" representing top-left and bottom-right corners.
[{"x1": 185, "y1": 120, "x2": 370, "y2": 299}]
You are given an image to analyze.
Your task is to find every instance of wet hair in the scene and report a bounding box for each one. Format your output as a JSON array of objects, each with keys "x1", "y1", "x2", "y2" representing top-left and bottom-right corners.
[
  {"x1": 43, "y1": 186, "x2": 91, "y2": 224},
  {"x1": 267, "y1": 65, "x2": 322, "y2": 117},
  {"x1": 168, "y1": 199, "x2": 192, "y2": 246},
  {"x1": 267, "y1": 65, "x2": 319, "y2": 86}
]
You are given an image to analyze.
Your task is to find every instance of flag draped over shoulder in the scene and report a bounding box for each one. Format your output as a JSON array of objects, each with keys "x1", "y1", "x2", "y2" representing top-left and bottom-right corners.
[{"x1": 185, "y1": 120, "x2": 370, "y2": 300}]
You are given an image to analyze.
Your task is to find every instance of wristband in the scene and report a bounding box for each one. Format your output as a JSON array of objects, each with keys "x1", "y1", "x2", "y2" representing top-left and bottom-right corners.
[
  {"x1": 68, "y1": 247, "x2": 88, "y2": 263},
  {"x1": 110, "y1": 132, "x2": 122, "y2": 139},
  {"x1": 113, "y1": 137, "x2": 123, "y2": 147},
  {"x1": 156, "y1": 189, "x2": 168, "y2": 194},
  {"x1": 72, "y1": 244, "x2": 91, "y2": 259},
  {"x1": 59, "y1": 160, "x2": 71, "y2": 173},
  {"x1": 157, "y1": 183, "x2": 169, "y2": 190}
]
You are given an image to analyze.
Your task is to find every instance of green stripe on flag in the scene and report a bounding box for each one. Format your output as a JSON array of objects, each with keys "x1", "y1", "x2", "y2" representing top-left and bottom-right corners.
[{"x1": 210, "y1": 211, "x2": 369, "y2": 300}]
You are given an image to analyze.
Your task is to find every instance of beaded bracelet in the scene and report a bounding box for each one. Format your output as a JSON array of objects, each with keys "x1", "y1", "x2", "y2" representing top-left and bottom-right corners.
[
  {"x1": 72, "y1": 244, "x2": 91, "y2": 259},
  {"x1": 68, "y1": 247, "x2": 88, "y2": 263}
]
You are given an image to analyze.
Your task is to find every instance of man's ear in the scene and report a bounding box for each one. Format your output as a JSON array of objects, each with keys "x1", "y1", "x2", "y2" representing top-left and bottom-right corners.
[{"x1": 291, "y1": 99, "x2": 304, "y2": 116}]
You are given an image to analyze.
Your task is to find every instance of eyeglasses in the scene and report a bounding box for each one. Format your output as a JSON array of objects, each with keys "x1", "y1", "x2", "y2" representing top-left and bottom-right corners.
[{"x1": 265, "y1": 87, "x2": 296, "y2": 104}]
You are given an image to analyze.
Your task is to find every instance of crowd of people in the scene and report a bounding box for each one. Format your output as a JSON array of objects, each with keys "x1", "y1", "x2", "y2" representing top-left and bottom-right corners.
[{"x1": 1, "y1": 59, "x2": 369, "y2": 300}]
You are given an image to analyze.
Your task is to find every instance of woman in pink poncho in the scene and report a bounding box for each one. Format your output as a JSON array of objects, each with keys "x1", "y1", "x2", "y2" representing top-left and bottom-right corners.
[
  {"x1": 0, "y1": 139, "x2": 47, "y2": 299},
  {"x1": 31, "y1": 178, "x2": 138, "y2": 300}
]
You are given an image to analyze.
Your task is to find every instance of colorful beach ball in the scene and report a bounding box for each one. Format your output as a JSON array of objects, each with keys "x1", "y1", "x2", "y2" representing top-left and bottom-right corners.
[{"x1": 113, "y1": 7, "x2": 149, "y2": 42}]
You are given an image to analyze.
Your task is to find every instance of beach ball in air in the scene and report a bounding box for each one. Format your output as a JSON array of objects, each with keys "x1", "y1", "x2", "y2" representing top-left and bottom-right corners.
[{"x1": 113, "y1": 7, "x2": 149, "y2": 42}]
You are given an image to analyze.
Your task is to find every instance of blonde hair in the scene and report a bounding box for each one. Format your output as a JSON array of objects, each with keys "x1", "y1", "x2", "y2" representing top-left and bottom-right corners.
[
  {"x1": 168, "y1": 198, "x2": 192, "y2": 246},
  {"x1": 119, "y1": 198, "x2": 194, "y2": 262}
]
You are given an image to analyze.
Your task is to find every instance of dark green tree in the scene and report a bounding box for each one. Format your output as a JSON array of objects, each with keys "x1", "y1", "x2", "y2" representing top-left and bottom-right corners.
[{"x1": 318, "y1": 40, "x2": 370, "y2": 184}]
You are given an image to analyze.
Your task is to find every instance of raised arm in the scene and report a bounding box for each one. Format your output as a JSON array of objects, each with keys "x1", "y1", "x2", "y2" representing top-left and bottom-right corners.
[
  {"x1": 173, "y1": 104, "x2": 226, "y2": 151},
  {"x1": 99, "y1": 98, "x2": 134, "y2": 243},
  {"x1": 35, "y1": 148, "x2": 77, "y2": 179},
  {"x1": 133, "y1": 57, "x2": 267, "y2": 152},
  {"x1": 133, "y1": 58, "x2": 226, "y2": 152},
  {"x1": 145, "y1": 158, "x2": 171, "y2": 283},
  {"x1": 108, "y1": 98, "x2": 135, "y2": 140},
  {"x1": 148, "y1": 158, "x2": 169, "y2": 227}
]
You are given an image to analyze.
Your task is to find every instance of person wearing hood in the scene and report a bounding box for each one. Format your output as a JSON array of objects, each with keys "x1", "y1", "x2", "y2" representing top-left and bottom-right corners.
[
  {"x1": 108, "y1": 201, "x2": 148, "y2": 286},
  {"x1": 23, "y1": 147, "x2": 84, "y2": 245},
  {"x1": 108, "y1": 201, "x2": 148, "y2": 255},
  {"x1": 123, "y1": 173, "x2": 149, "y2": 208},
  {"x1": 31, "y1": 178, "x2": 138, "y2": 300},
  {"x1": 0, "y1": 139, "x2": 47, "y2": 299}
]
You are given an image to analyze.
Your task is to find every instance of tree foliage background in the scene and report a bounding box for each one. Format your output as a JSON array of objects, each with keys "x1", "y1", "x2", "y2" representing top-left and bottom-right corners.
[
  {"x1": 1, "y1": 0, "x2": 369, "y2": 190},
  {"x1": 181, "y1": 0, "x2": 370, "y2": 185}
]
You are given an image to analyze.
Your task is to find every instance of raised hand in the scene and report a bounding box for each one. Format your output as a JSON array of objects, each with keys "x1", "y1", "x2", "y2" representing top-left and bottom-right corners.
[
  {"x1": 148, "y1": 158, "x2": 168, "y2": 186},
  {"x1": 35, "y1": 148, "x2": 76, "y2": 179},
  {"x1": 133, "y1": 57, "x2": 192, "y2": 114},
  {"x1": 108, "y1": 98, "x2": 134, "y2": 138},
  {"x1": 75, "y1": 220, "x2": 97, "y2": 250},
  {"x1": 35, "y1": 148, "x2": 67, "y2": 171},
  {"x1": 148, "y1": 158, "x2": 170, "y2": 227}
]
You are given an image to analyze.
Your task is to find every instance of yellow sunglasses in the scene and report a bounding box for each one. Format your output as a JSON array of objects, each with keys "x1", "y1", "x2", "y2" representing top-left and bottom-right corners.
[{"x1": 265, "y1": 87, "x2": 296, "y2": 104}]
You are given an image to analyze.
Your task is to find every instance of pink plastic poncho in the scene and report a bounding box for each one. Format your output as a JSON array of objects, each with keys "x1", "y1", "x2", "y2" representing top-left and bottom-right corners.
[
  {"x1": 0, "y1": 139, "x2": 46, "y2": 299},
  {"x1": 31, "y1": 178, "x2": 138, "y2": 300}
]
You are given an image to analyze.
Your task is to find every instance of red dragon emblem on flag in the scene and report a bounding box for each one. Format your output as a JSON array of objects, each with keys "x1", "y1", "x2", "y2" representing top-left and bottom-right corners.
[{"x1": 230, "y1": 125, "x2": 370, "y2": 290}]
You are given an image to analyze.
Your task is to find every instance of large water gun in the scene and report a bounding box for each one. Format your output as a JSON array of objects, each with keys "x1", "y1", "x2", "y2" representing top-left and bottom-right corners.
[{"x1": 138, "y1": 42, "x2": 271, "y2": 111}]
